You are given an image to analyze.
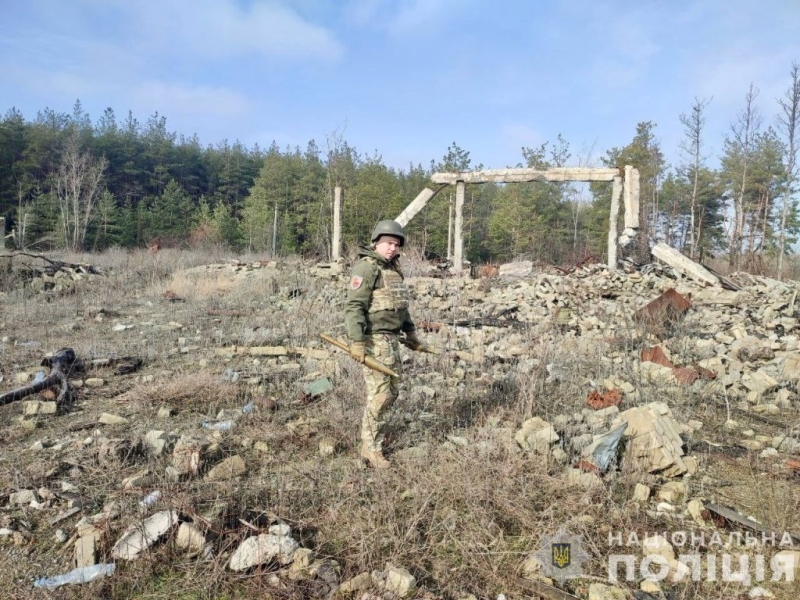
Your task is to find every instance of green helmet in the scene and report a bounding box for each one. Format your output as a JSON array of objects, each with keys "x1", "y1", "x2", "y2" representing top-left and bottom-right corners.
[{"x1": 371, "y1": 220, "x2": 405, "y2": 247}]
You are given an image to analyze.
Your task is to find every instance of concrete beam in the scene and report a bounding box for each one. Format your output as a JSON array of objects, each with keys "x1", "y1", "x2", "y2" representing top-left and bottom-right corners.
[
  {"x1": 395, "y1": 187, "x2": 440, "y2": 227},
  {"x1": 431, "y1": 167, "x2": 620, "y2": 185},
  {"x1": 652, "y1": 242, "x2": 719, "y2": 286}
]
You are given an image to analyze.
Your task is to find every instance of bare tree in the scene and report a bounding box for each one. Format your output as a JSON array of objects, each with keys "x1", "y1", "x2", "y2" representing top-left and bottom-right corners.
[
  {"x1": 777, "y1": 62, "x2": 800, "y2": 279},
  {"x1": 56, "y1": 131, "x2": 107, "y2": 252},
  {"x1": 726, "y1": 85, "x2": 762, "y2": 270},
  {"x1": 679, "y1": 96, "x2": 712, "y2": 259}
]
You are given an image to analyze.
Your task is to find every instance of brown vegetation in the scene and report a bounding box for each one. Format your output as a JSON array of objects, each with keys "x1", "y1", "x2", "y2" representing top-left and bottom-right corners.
[{"x1": 0, "y1": 247, "x2": 798, "y2": 600}]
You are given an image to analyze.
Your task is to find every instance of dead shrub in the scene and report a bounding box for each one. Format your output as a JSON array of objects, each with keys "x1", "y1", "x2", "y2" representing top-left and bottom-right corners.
[{"x1": 115, "y1": 372, "x2": 238, "y2": 413}]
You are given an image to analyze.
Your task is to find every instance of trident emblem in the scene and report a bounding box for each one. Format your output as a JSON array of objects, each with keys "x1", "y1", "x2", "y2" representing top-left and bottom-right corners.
[{"x1": 552, "y1": 542, "x2": 571, "y2": 569}]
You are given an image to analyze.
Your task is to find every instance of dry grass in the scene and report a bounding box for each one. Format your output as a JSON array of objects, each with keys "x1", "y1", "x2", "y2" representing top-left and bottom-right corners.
[{"x1": 0, "y1": 247, "x2": 799, "y2": 600}]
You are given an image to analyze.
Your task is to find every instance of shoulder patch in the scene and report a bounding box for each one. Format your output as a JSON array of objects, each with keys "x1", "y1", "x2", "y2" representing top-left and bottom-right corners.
[{"x1": 350, "y1": 275, "x2": 364, "y2": 290}]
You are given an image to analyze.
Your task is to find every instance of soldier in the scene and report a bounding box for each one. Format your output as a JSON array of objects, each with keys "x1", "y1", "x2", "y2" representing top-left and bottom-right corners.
[{"x1": 345, "y1": 220, "x2": 425, "y2": 468}]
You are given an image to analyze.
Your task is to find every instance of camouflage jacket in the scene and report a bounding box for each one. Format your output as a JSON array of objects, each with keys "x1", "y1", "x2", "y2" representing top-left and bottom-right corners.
[{"x1": 345, "y1": 246, "x2": 416, "y2": 342}]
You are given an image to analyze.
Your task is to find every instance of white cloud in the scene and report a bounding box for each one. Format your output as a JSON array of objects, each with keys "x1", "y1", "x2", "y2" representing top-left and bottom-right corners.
[
  {"x1": 15, "y1": 0, "x2": 343, "y2": 64},
  {"x1": 122, "y1": 0, "x2": 343, "y2": 62}
]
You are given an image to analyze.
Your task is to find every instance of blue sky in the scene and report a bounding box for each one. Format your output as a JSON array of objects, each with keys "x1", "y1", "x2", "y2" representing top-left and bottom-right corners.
[{"x1": 2, "y1": 0, "x2": 799, "y2": 172}]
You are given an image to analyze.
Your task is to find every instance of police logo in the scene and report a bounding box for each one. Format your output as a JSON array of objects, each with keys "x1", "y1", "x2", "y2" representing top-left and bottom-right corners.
[
  {"x1": 350, "y1": 275, "x2": 363, "y2": 290},
  {"x1": 533, "y1": 528, "x2": 590, "y2": 583},
  {"x1": 552, "y1": 542, "x2": 571, "y2": 569}
]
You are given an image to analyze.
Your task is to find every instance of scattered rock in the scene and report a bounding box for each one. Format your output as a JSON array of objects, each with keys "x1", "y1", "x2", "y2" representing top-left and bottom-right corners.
[
  {"x1": 205, "y1": 455, "x2": 246, "y2": 481},
  {"x1": 112, "y1": 510, "x2": 179, "y2": 560},
  {"x1": 228, "y1": 528, "x2": 299, "y2": 571},
  {"x1": 22, "y1": 400, "x2": 57, "y2": 416},
  {"x1": 9, "y1": 489, "x2": 39, "y2": 506},
  {"x1": 642, "y1": 535, "x2": 675, "y2": 562},
  {"x1": 588, "y1": 583, "x2": 627, "y2": 600},
  {"x1": 99, "y1": 413, "x2": 128, "y2": 425},
  {"x1": 176, "y1": 522, "x2": 206, "y2": 556},
  {"x1": 372, "y1": 564, "x2": 417, "y2": 599},
  {"x1": 633, "y1": 483, "x2": 650, "y2": 503},
  {"x1": 515, "y1": 417, "x2": 559, "y2": 454}
]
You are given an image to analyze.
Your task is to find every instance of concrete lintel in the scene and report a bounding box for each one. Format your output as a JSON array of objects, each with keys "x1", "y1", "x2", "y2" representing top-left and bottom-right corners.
[{"x1": 431, "y1": 167, "x2": 620, "y2": 185}]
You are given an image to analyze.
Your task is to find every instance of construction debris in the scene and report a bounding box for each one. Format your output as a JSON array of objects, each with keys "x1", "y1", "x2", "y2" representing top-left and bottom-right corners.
[
  {"x1": 633, "y1": 288, "x2": 692, "y2": 335},
  {"x1": 111, "y1": 510, "x2": 179, "y2": 560},
  {"x1": 612, "y1": 402, "x2": 691, "y2": 476},
  {"x1": 586, "y1": 388, "x2": 622, "y2": 410},
  {"x1": 704, "y1": 503, "x2": 800, "y2": 546},
  {"x1": 228, "y1": 524, "x2": 299, "y2": 571},
  {"x1": 651, "y1": 242, "x2": 720, "y2": 286}
]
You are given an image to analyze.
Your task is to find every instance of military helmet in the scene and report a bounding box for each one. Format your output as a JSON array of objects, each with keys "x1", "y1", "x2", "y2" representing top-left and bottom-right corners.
[{"x1": 371, "y1": 220, "x2": 405, "y2": 247}]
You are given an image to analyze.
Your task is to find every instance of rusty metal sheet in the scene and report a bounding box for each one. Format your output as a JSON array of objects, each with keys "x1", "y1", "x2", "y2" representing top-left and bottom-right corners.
[{"x1": 633, "y1": 288, "x2": 692, "y2": 334}]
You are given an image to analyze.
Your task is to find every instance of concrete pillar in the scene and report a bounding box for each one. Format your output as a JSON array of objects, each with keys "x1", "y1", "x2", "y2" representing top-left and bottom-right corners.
[
  {"x1": 447, "y1": 194, "x2": 453, "y2": 262},
  {"x1": 332, "y1": 185, "x2": 342, "y2": 261},
  {"x1": 453, "y1": 181, "x2": 465, "y2": 271},
  {"x1": 0, "y1": 218, "x2": 5, "y2": 249},
  {"x1": 608, "y1": 176, "x2": 623, "y2": 271},
  {"x1": 623, "y1": 165, "x2": 640, "y2": 229}
]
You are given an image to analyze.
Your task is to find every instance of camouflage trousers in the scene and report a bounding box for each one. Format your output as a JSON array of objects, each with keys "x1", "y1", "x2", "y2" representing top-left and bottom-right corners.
[{"x1": 361, "y1": 333, "x2": 401, "y2": 454}]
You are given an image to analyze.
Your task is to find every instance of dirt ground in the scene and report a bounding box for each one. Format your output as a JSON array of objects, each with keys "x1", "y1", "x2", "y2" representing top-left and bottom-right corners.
[{"x1": 0, "y1": 248, "x2": 798, "y2": 600}]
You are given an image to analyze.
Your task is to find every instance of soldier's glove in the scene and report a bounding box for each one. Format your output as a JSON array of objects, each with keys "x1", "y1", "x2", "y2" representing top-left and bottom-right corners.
[
  {"x1": 350, "y1": 341, "x2": 366, "y2": 364},
  {"x1": 404, "y1": 331, "x2": 424, "y2": 352}
]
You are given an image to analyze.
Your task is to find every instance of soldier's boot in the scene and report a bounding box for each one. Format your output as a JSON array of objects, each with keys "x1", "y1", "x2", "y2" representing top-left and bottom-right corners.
[{"x1": 360, "y1": 447, "x2": 390, "y2": 469}]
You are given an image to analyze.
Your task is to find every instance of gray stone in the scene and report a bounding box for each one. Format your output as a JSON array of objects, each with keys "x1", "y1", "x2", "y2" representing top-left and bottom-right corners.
[
  {"x1": 588, "y1": 583, "x2": 627, "y2": 600},
  {"x1": 378, "y1": 565, "x2": 417, "y2": 598},
  {"x1": 144, "y1": 430, "x2": 172, "y2": 456},
  {"x1": 642, "y1": 535, "x2": 675, "y2": 562},
  {"x1": 122, "y1": 469, "x2": 154, "y2": 490},
  {"x1": 515, "y1": 417, "x2": 559, "y2": 454},
  {"x1": 176, "y1": 522, "x2": 206, "y2": 555},
  {"x1": 205, "y1": 455, "x2": 247, "y2": 481},
  {"x1": 9, "y1": 489, "x2": 39, "y2": 505},
  {"x1": 228, "y1": 533, "x2": 299, "y2": 571},
  {"x1": 633, "y1": 483, "x2": 650, "y2": 502},
  {"x1": 99, "y1": 413, "x2": 128, "y2": 425},
  {"x1": 172, "y1": 436, "x2": 207, "y2": 476},
  {"x1": 112, "y1": 510, "x2": 179, "y2": 560},
  {"x1": 22, "y1": 400, "x2": 57, "y2": 416},
  {"x1": 339, "y1": 572, "x2": 373, "y2": 593}
]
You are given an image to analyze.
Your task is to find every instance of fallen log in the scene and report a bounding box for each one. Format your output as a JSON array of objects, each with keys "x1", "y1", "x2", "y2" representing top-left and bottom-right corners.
[
  {"x1": 0, "y1": 252, "x2": 101, "y2": 275},
  {"x1": 0, "y1": 348, "x2": 79, "y2": 407},
  {"x1": 88, "y1": 356, "x2": 143, "y2": 375}
]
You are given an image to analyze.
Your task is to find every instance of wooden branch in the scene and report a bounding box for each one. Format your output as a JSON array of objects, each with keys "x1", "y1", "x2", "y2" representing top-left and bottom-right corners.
[
  {"x1": 0, "y1": 252, "x2": 100, "y2": 274},
  {"x1": 0, "y1": 348, "x2": 79, "y2": 407}
]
